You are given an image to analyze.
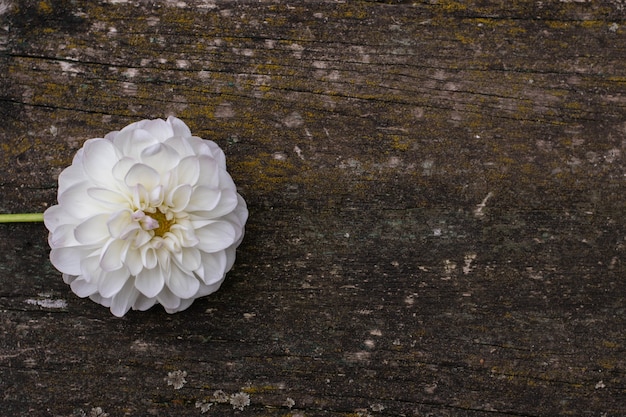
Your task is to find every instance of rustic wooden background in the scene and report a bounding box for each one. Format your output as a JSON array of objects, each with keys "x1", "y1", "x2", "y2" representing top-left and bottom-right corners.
[{"x1": 1, "y1": 1, "x2": 625, "y2": 416}]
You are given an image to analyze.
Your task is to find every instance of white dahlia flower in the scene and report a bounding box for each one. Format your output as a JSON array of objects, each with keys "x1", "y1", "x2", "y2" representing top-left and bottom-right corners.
[{"x1": 43, "y1": 117, "x2": 248, "y2": 317}]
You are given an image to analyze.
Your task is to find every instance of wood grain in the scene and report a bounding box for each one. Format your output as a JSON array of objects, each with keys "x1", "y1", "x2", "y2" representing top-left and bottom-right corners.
[{"x1": 1, "y1": 1, "x2": 625, "y2": 416}]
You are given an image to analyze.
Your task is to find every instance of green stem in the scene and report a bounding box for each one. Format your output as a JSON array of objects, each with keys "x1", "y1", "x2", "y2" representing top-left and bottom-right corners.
[{"x1": 0, "y1": 213, "x2": 45, "y2": 223}]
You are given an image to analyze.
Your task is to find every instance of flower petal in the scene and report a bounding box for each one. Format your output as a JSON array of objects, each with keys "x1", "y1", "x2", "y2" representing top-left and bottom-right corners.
[
  {"x1": 207, "y1": 141, "x2": 227, "y2": 168},
  {"x1": 195, "y1": 221, "x2": 236, "y2": 253},
  {"x1": 233, "y1": 195, "x2": 249, "y2": 225},
  {"x1": 125, "y1": 163, "x2": 160, "y2": 191},
  {"x1": 167, "y1": 116, "x2": 192, "y2": 138},
  {"x1": 148, "y1": 185, "x2": 165, "y2": 208},
  {"x1": 44, "y1": 205, "x2": 76, "y2": 232},
  {"x1": 62, "y1": 273, "x2": 77, "y2": 285},
  {"x1": 212, "y1": 187, "x2": 239, "y2": 218},
  {"x1": 164, "y1": 136, "x2": 196, "y2": 158},
  {"x1": 197, "y1": 251, "x2": 227, "y2": 285},
  {"x1": 185, "y1": 186, "x2": 221, "y2": 213},
  {"x1": 56, "y1": 162, "x2": 87, "y2": 195},
  {"x1": 107, "y1": 210, "x2": 136, "y2": 239},
  {"x1": 164, "y1": 297, "x2": 195, "y2": 314},
  {"x1": 141, "y1": 143, "x2": 180, "y2": 174},
  {"x1": 137, "y1": 118, "x2": 174, "y2": 142},
  {"x1": 195, "y1": 280, "x2": 224, "y2": 298},
  {"x1": 87, "y1": 187, "x2": 130, "y2": 206},
  {"x1": 167, "y1": 184, "x2": 192, "y2": 212},
  {"x1": 192, "y1": 140, "x2": 226, "y2": 168},
  {"x1": 50, "y1": 247, "x2": 87, "y2": 275},
  {"x1": 58, "y1": 182, "x2": 108, "y2": 219},
  {"x1": 109, "y1": 278, "x2": 140, "y2": 317},
  {"x1": 100, "y1": 238, "x2": 129, "y2": 271},
  {"x1": 124, "y1": 247, "x2": 143, "y2": 276},
  {"x1": 103, "y1": 130, "x2": 119, "y2": 141},
  {"x1": 155, "y1": 243, "x2": 171, "y2": 271},
  {"x1": 191, "y1": 187, "x2": 239, "y2": 219},
  {"x1": 223, "y1": 246, "x2": 238, "y2": 273},
  {"x1": 168, "y1": 223, "x2": 199, "y2": 248},
  {"x1": 167, "y1": 264, "x2": 200, "y2": 299},
  {"x1": 97, "y1": 267, "x2": 131, "y2": 298},
  {"x1": 48, "y1": 224, "x2": 80, "y2": 248},
  {"x1": 175, "y1": 156, "x2": 200, "y2": 186},
  {"x1": 196, "y1": 155, "x2": 220, "y2": 187},
  {"x1": 88, "y1": 292, "x2": 109, "y2": 308},
  {"x1": 207, "y1": 141, "x2": 227, "y2": 166},
  {"x1": 80, "y1": 256, "x2": 101, "y2": 282},
  {"x1": 133, "y1": 229, "x2": 153, "y2": 248},
  {"x1": 156, "y1": 286, "x2": 181, "y2": 310},
  {"x1": 131, "y1": 184, "x2": 150, "y2": 210},
  {"x1": 115, "y1": 128, "x2": 160, "y2": 159},
  {"x1": 135, "y1": 267, "x2": 165, "y2": 298},
  {"x1": 222, "y1": 204, "x2": 248, "y2": 242},
  {"x1": 216, "y1": 168, "x2": 236, "y2": 192},
  {"x1": 133, "y1": 294, "x2": 157, "y2": 311},
  {"x1": 140, "y1": 245, "x2": 158, "y2": 269},
  {"x1": 112, "y1": 157, "x2": 136, "y2": 182},
  {"x1": 175, "y1": 247, "x2": 202, "y2": 273},
  {"x1": 70, "y1": 278, "x2": 98, "y2": 297},
  {"x1": 74, "y1": 214, "x2": 110, "y2": 245},
  {"x1": 82, "y1": 138, "x2": 120, "y2": 188}
]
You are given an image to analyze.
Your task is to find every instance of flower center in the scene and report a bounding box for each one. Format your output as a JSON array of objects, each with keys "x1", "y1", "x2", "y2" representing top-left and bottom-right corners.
[{"x1": 150, "y1": 210, "x2": 175, "y2": 237}]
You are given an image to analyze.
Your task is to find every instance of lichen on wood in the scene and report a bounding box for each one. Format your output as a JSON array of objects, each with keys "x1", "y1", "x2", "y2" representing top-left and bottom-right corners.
[{"x1": 1, "y1": 1, "x2": 625, "y2": 416}]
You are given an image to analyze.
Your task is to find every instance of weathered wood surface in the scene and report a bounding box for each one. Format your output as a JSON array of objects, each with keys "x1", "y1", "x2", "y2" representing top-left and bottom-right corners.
[{"x1": 1, "y1": 1, "x2": 625, "y2": 416}]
